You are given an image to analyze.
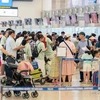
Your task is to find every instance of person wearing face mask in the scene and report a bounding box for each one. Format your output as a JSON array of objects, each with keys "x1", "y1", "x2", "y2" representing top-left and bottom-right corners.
[{"x1": 6, "y1": 30, "x2": 25, "y2": 58}]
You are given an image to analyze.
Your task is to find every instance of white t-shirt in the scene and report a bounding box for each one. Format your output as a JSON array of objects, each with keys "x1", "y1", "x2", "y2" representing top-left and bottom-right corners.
[
  {"x1": 16, "y1": 37, "x2": 24, "y2": 47},
  {"x1": 6, "y1": 36, "x2": 17, "y2": 58}
]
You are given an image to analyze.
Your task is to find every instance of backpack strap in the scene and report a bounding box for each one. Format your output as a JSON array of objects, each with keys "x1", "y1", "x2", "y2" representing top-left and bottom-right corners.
[{"x1": 87, "y1": 39, "x2": 89, "y2": 46}]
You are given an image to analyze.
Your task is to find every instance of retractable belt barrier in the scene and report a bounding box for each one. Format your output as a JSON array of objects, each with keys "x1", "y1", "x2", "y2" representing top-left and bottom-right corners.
[
  {"x1": 0, "y1": 58, "x2": 100, "y2": 94},
  {"x1": 2, "y1": 86, "x2": 100, "y2": 91}
]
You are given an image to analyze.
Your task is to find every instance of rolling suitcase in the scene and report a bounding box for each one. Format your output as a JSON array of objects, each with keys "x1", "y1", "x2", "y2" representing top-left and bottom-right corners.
[
  {"x1": 30, "y1": 69, "x2": 43, "y2": 79},
  {"x1": 93, "y1": 71, "x2": 98, "y2": 86}
]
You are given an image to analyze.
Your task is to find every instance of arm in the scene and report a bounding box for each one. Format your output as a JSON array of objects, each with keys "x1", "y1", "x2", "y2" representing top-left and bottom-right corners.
[
  {"x1": 72, "y1": 42, "x2": 76, "y2": 53},
  {"x1": 76, "y1": 42, "x2": 80, "y2": 53},
  {"x1": 89, "y1": 40, "x2": 93, "y2": 50},
  {"x1": 27, "y1": 44, "x2": 32, "y2": 61},
  {"x1": 0, "y1": 47, "x2": 12, "y2": 56},
  {"x1": 41, "y1": 43, "x2": 48, "y2": 52},
  {"x1": 1, "y1": 36, "x2": 5, "y2": 46},
  {"x1": 47, "y1": 38, "x2": 53, "y2": 45},
  {"x1": 10, "y1": 39, "x2": 25, "y2": 51},
  {"x1": 14, "y1": 46, "x2": 25, "y2": 51}
]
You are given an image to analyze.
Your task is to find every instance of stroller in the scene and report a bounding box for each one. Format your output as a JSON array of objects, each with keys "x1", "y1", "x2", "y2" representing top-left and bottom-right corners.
[{"x1": 2, "y1": 56, "x2": 38, "y2": 99}]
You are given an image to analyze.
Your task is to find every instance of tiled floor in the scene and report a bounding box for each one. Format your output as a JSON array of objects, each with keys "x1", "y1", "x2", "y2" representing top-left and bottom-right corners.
[{"x1": 1, "y1": 70, "x2": 100, "y2": 100}]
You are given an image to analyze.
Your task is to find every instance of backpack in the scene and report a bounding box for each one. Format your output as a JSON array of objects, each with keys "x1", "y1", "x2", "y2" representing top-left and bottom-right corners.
[
  {"x1": 32, "y1": 42, "x2": 42, "y2": 58},
  {"x1": 96, "y1": 41, "x2": 100, "y2": 48}
]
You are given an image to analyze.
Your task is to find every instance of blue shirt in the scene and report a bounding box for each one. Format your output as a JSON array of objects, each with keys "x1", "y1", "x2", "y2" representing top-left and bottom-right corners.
[{"x1": 77, "y1": 39, "x2": 92, "y2": 57}]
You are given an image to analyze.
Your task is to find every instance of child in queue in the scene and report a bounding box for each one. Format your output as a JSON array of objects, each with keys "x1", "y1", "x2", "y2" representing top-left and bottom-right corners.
[{"x1": 81, "y1": 47, "x2": 93, "y2": 84}]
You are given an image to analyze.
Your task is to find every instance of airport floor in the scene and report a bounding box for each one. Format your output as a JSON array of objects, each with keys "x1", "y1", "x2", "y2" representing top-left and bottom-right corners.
[{"x1": 1, "y1": 70, "x2": 100, "y2": 100}]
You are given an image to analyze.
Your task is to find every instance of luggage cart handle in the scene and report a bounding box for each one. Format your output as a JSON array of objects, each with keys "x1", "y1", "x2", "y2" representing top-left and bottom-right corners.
[{"x1": 19, "y1": 70, "x2": 30, "y2": 74}]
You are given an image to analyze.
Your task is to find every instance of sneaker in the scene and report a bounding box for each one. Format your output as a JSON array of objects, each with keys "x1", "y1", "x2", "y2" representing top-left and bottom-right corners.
[
  {"x1": 80, "y1": 80, "x2": 83, "y2": 82},
  {"x1": 81, "y1": 81, "x2": 86, "y2": 84}
]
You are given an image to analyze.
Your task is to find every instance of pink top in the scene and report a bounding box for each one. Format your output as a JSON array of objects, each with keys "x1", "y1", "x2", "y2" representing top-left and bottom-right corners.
[
  {"x1": 59, "y1": 41, "x2": 75, "y2": 58},
  {"x1": 17, "y1": 61, "x2": 34, "y2": 76}
]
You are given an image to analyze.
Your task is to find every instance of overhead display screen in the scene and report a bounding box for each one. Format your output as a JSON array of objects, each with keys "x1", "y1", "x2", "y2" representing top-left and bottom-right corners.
[
  {"x1": 70, "y1": 0, "x2": 97, "y2": 7},
  {"x1": 65, "y1": 15, "x2": 71, "y2": 25},
  {"x1": 0, "y1": 0, "x2": 12, "y2": 6},
  {"x1": 71, "y1": 14, "x2": 77, "y2": 24},
  {"x1": 13, "y1": 0, "x2": 33, "y2": 1},
  {"x1": 84, "y1": 13, "x2": 91, "y2": 24},
  {"x1": 91, "y1": 12, "x2": 98, "y2": 23},
  {"x1": 0, "y1": 8, "x2": 18, "y2": 17}
]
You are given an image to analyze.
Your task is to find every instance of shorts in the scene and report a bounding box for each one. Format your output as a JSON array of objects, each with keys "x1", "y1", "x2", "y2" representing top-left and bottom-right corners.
[{"x1": 83, "y1": 63, "x2": 92, "y2": 72}]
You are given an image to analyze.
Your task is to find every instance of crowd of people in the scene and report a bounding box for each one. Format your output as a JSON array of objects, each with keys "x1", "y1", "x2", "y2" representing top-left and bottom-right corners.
[{"x1": 0, "y1": 28, "x2": 100, "y2": 86}]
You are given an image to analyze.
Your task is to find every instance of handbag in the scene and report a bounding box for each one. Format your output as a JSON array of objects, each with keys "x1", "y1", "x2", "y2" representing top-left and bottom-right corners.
[
  {"x1": 78, "y1": 61, "x2": 83, "y2": 69},
  {"x1": 2, "y1": 46, "x2": 6, "y2": 61}
]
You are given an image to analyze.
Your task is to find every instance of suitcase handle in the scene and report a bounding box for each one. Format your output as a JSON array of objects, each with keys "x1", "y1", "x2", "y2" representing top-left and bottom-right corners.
[{"x1": 20, "y1": 70, "x2": 30, "y2": 74}]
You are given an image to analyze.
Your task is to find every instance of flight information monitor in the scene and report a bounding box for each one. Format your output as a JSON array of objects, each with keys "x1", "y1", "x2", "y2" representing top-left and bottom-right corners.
[
  {"x1": 91, "y1": 12, "x2": 98, "y2": 23},
  {"x1": 0, "y1": 7, "x2": 18, "y2": 17},
  {"x1": 84, "y1": 13, "x2": 91, "y2": 24}
]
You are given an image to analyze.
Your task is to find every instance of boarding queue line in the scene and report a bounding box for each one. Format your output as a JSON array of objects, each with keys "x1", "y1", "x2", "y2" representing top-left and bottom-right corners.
[{"x1": 0, "y1": 58, "x2": 100, "y2": 100}]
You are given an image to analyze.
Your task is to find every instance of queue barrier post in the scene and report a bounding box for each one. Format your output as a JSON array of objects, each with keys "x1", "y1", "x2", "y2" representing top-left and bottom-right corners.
[
  {"x1": 59, "y1": 58, "x2": 62, "y2": 87},
  {"x1": 98, "y1": 59, "x2": 100, "y2": 90}
]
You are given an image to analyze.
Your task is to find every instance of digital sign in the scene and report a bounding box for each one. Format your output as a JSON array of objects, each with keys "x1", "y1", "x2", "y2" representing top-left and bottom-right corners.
[
  {"x1": 0, "y1": 7, "x2": 18, "y2": 17},
  {"x1": 70, "y1": 0, "x2": 97, "y2": 7},
  {"x1": 91, "y1": 13, "x2": 98, "y2": 23},
  {"x1": 0, "y1": 0, "x2": 12, "y2": 7},
  {"x1": 84, "y1": 13, "x2": 91, "y2": 24}
]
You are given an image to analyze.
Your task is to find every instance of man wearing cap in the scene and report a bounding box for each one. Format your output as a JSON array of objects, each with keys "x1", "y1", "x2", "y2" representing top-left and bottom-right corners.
[{"x1": 77, "y1": 32, "x2": 92, "y2": 82}]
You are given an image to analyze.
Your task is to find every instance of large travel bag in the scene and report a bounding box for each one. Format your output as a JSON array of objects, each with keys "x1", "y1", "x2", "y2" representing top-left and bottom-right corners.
[
  {"x1": 30, "y1": 69, "x2": 43, "y2": 79},
  {"x1": 31, "y1": 61, "x2": 38, "y2": 70}
]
